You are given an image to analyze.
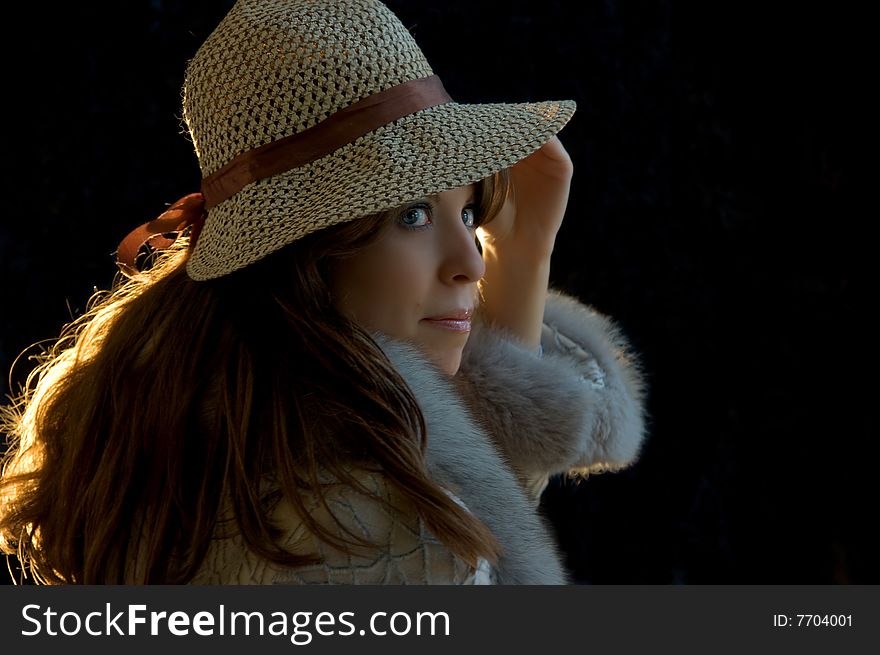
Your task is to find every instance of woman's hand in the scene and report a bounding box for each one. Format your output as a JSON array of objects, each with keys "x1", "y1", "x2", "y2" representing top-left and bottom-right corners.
[
  {"x1": 479, "y1": 136, "x2": 573, "y2": 261},
  {"x1": 476, "y1": 137, "x2": 573, "y2": 351}
]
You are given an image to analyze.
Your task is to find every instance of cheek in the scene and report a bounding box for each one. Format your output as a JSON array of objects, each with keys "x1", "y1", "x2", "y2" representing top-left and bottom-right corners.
[{"x1": 330, "y1": 238, "x2": 429, "y2": 333}]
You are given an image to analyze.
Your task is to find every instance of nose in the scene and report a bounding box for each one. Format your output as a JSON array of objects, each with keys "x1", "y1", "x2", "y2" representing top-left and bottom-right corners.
[{"x1": 437, "y1": 219, "x2": 486, "y2": 285}]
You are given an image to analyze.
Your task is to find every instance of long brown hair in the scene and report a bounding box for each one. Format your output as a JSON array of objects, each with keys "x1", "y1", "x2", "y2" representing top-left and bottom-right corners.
[{"x1": 1, "y1": 172, "x2": 510, "y2": 584}]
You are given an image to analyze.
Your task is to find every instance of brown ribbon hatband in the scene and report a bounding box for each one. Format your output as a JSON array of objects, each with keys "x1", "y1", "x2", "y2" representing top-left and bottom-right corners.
[
  {"x1": 115, "y1": 193, "x2": 206, "y2": 277},
  {"x1": 200, "y1": 75, "x2": 453, "y2": 208}
]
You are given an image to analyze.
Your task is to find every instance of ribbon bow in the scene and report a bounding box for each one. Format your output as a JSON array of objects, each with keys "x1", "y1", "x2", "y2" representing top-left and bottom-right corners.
[{"x1": 115, "y1": 192, "x2": 206, "y2": 278}]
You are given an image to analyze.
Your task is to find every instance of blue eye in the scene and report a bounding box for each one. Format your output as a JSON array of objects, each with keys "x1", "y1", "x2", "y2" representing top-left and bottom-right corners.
[
  {"x1": 400, "y1": 205, "x2": 431, "y2": 229},
  {"x1": 462, "y1": 206, "x2": 477, "y2": 228}
]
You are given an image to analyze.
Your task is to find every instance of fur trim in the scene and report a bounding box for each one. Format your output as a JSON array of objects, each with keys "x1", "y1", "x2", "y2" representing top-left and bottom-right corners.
[
  {"x1": 457, "y1": 319, "x2": 598, "y2": 479},
  {"x1": 542, "y1": 289, "x2": 648, "y2": 472},
  {"x1": 458, "y1": 289, "x2": 648, "y2": 478},
  {"x1": 375, "y1": 336, "x2": 568, "y2": 585}
]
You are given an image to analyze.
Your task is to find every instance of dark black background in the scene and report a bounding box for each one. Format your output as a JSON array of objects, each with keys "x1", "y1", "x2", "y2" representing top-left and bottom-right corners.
[{"x1": 0, "y1": 1, "x2": 873, "y2": 583}]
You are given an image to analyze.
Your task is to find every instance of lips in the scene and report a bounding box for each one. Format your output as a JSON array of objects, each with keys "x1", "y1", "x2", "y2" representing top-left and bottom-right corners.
[
  {"x1": 425, "y1": 308, "x2": 473, "y2": 321},
  {"x1": 421, "y1": 308, "x2": 473, "y2": 333}
]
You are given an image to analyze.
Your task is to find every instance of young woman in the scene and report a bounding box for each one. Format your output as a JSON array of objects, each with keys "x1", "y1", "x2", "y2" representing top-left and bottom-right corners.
[{"x1": 0, "y1": 0, "x2": 647, "y2": 584}]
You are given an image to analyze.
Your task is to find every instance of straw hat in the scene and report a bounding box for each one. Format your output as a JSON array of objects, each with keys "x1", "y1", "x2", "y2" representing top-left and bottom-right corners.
[{"x1": 180, "y1": 0, "x2": 576, "y2": 281}]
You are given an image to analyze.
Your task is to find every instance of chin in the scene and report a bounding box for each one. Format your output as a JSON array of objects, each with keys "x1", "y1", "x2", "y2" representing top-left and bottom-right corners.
[
  {"x1": 409, "y1": 327, "x2": 470, "y2": 375},
  {"x1": 426, "y1": 347, "x2": 463, "y2": 376}
]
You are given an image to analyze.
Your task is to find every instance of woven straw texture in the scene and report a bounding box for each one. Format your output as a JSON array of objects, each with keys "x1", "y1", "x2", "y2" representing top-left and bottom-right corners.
[{"x1": 183, "y1": 0, "x2": 576, "y2": 280}]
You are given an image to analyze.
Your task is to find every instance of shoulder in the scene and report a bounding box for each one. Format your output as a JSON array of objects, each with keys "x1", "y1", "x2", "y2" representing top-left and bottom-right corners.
[{"x1": 191, "y1": 468, "x2": 478, "y2": 585}]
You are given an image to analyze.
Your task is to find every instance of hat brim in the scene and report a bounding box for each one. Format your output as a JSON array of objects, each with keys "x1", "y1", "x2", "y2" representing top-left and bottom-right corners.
[{"x1": 187, "y1": 99, "x2": 576, "y2": 281}]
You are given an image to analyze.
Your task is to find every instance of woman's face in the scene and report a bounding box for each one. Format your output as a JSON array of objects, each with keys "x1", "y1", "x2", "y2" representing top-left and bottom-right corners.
[{"x1": 331, "y1": 184, "x2": 485, "y2": 375}]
